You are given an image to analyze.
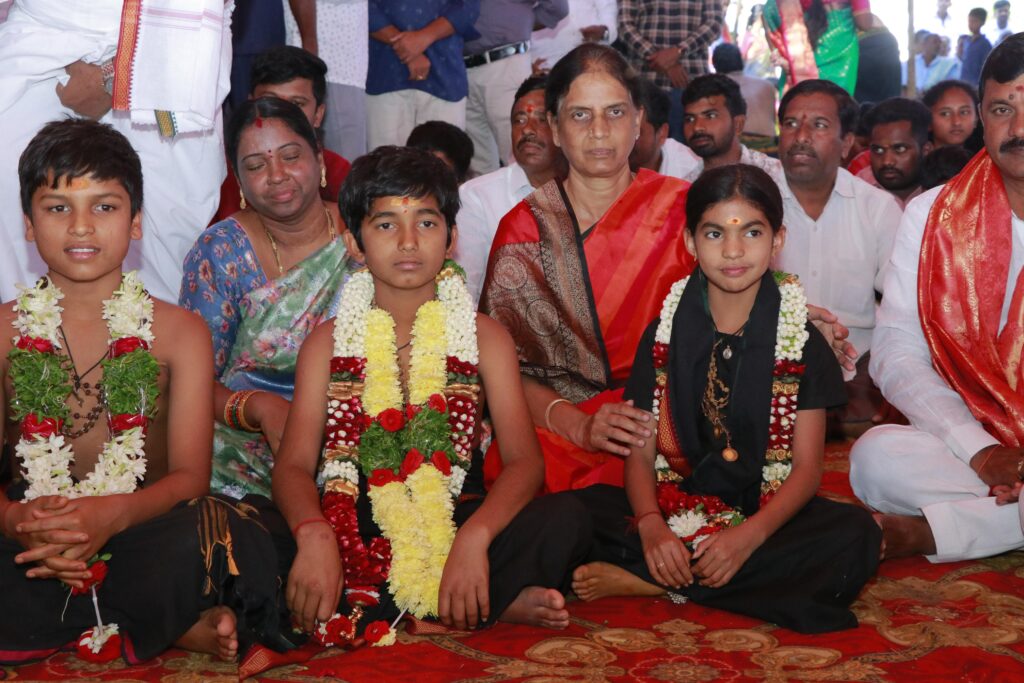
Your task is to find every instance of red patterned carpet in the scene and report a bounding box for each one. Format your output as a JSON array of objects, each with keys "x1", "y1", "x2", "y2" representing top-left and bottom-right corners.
[{"x1": 5, "y1": 442, "x2": 1024, "y2": 682}]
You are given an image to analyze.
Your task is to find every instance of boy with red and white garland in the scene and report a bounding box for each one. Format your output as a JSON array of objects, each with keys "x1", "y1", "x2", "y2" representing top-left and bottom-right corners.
[
  {"x1": 569, "y1": 164, "x2": 881, "y2": 633},
  {"x1": 0, "y1": 120, "x2": 288, "y2": 664},
  {"x1": 273, "y1": 146, "x2": 591, "y2": 641}
]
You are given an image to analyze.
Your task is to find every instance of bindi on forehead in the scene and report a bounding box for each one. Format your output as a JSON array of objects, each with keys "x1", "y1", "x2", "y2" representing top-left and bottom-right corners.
[
  {"x1": 728, "y1": 217, "x2": 742, "y2": 225},
  {"x1": 386, "y1": 196, "x2": 412, "y2": 213}
]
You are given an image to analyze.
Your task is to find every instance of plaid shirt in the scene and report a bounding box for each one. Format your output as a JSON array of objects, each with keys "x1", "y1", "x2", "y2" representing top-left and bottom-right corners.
[{"x1": 618, "y1": 0, "x2": 723, "y2": 89}]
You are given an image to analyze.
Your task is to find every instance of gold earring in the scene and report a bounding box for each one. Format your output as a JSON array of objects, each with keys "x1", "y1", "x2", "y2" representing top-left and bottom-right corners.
[
  {"x1": 239, "y1": 188, "x2": 247, "y2": 210},
  {"x1": 320, "y1": 166, "x2": 327, "y2": 189}
]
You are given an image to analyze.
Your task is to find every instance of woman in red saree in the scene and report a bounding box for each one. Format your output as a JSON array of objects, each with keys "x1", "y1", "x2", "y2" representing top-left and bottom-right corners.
[{"x1": 481, "y1": 44, "x2": 696, "y2": 493}]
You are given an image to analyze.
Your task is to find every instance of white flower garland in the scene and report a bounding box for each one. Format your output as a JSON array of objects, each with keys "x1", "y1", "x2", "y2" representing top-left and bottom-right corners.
[
  {"x1": 331, "y1": 268, "x2": 479, "y2": 374},
  {"x1": 651, "y1": 271, "x2": 809, "y2": 497},
  {"x1": 13, "y1": 273, "x2": 154, "y2": 500}
]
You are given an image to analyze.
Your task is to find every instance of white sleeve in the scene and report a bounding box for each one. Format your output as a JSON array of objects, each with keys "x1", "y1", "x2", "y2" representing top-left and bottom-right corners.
[
  {"x1": 870, "y1": 190, "x2": 999, "y2": 463},
  {"x1": 453, "y1": 187, "x2": 492, "y2": 308},
  {"x1": 595, "y1": 0, "x2": 618, "y2": 43},
  {"x1": 872, "y1": 192, "x2": 903, "y2": 294}
]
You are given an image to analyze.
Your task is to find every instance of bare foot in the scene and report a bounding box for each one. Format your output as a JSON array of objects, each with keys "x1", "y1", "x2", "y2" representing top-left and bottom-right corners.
[
  {"x1": 571, "y1": 562, "x2": 664, "y2": 602},
  {"x1": 175, "y1": 606, "x2": 238, "y2": 661},
  {"x1": 500, "y1": 586, "x2": 570, "y2": 629},
  {"x1": 877, "y1": 514, "x2": 936, "y2": 559}
]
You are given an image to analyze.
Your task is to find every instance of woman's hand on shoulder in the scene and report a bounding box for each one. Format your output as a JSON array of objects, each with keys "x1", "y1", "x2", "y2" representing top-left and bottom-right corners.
[
  {"x1": 638, "y1": 514, "x2": 692, "y2": 589},
  {"x1": 573, "y1": 400, "x2": 653, "y2": 457},
  {"x1": 286, "y1": 520, "x2": 343, "y2": 633}
]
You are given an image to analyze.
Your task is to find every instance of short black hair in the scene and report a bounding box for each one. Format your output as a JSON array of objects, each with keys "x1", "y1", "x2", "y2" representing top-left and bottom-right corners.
[
  {"x1": 920, "y1": 145, "x2": 973, "y2": 189},
  {"x1": 969, "y1": 7, "x2": 988, "y2": 22},
  {"x1": 863, "y1": 97, "x2": 933, "y2": 147},
  {"x1": 514, "y1": 74, "x2": 548, "y2": 105},
  {"x1": 339, "y1": 146, "x2": 460, "y2": 249},
  {"x1": 19, "y1": 118, "x2": 143, "y2": 217},
  {"x1": 250, "y1": 45, "x2": 328, "y2": 107},
  {"x1": 994, "y1": 0, "x2": 1010, "y2": 9},
  {"x1": 635, "y1": 77, "x2": 671, "y2": 130},
  {"x1": 778, "y1": 78, "x2": 858, "y2": 136},
  {"x1": 685, "y1": 163, "x2": 784, "y2": 234},
  {"x1": 546, "y1": 43, "x2": 642, "y2": 117},
  {"x1": 979, "y1": 31, "x2": 1024, "y2": 103},
  {"x1": 225, "y1": 97, "x2": 321, "y2": 175},
  {"x1": 921, "y1": 79, "x2": 979, "y2": 108},
  {"x1": 405, "y1": 121, "x2": 475, "y2": 183},
  {"x1": 712, "y1": 43, "x2": 745, "y2": 74},
  {"x1": 682, "y1": 73, "x2": 747, "y2": 117}
]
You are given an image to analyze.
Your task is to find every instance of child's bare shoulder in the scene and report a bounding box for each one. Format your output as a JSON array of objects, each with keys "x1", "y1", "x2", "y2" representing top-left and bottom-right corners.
[
  {"x1": 150, "y1": 299, "x2": 213, "y2": 358},
  {"x1": 475, "y1": 313, "x2": 517, "y2": 366},
  {"x1": 475, "y1": 312, "x2": 512, "y2": 345},
  {"x1": 300, "y1": 316, "x2": 337, "y2": 358},
  {"x1": 0, "y1": 301, "x2": 15, "y2": 368}
]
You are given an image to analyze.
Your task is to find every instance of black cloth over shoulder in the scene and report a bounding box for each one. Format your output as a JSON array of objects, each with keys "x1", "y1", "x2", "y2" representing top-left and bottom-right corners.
[{"x1": 624, "y1": 270, "x2": 846, "y2": 514}]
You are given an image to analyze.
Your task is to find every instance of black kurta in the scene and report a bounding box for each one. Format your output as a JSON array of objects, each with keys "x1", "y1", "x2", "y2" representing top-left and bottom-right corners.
[{"x1": 572, "y1": 271, "x2": 881, "y2": 633}]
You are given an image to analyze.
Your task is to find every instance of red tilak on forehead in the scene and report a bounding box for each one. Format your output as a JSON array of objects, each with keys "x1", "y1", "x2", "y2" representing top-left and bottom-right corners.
[
  {"x1": 401, "y1": 196, "x2": 410, "y2": 206},
  {"x1": 254, "y1": 116, "x2": 264, "y2": 128},
  {"x1": 525, "y1": 105, "x2": 536, "y2": 114}
]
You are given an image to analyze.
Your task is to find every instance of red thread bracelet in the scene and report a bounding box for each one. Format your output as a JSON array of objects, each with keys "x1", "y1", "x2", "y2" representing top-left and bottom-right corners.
[
  {"x1": 291, "y1": 517, "x2": 331, "y2": 537},
  {"x1": 632, "y1": 510, "x2": 662, "y2": 525}
]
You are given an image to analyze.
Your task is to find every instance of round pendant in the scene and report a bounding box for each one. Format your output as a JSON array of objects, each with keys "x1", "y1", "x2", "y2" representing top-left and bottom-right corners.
[
  {"x1": 722, "y1": 447, "x2": 739, "y2": 462},
  {"x1": 722, "y1": 346, "x2": 733, "y2": 360}
]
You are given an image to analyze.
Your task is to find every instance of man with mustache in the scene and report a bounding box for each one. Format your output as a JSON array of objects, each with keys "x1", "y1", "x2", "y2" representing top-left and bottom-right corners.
[
  {"x1": 774, "y1": 79, "x2": 903, "y2": 430},
  {"x1": 851, "y1": 33, "x2": 1024, "y2": 561},
  {"x1": 857, "y1": 98, "x2": 933, "y2": 209},
  {"x1": 628, "y1": 78, "x2": 700, "y2": 179},
  {"x1": 455, "y1": 75, "x2": 568, "y2": 303},
  {"x1": 678, "y1": 74, "x2": 783, "y2": 184}
]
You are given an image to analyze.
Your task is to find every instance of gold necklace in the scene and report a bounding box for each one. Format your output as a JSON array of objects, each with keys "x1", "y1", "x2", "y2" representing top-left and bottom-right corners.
[
  {"x1": 702, "y1": 337, "x2": 739, "y2": 462},
  {"x1": 264, "y1": 207, "x2": 336, "y2": 276}
]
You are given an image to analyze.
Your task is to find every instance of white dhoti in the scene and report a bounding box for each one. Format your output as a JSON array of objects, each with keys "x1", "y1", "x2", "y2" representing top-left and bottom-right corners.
[
  {"x1": 850, "y1": 424, "x2": 1024, "y2": 562},
  {"x1": 0, "y1": 0, "x2": 228, "y2": 304}
]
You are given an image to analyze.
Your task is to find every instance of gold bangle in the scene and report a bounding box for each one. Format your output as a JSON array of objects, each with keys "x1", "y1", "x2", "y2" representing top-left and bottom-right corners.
[
  {"x1": 223, "y1": 391, "x2": 240, "y2": 429},
  {"x1": 544, "y1": 398, "x2": 572, "y2": 433},
  {"x1": 236, "y1": 390, "x2": 263, "y2": 433}
]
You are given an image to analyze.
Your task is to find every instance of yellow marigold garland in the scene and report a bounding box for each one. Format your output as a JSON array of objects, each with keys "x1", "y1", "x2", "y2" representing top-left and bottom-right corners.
[
  {"x1": 369, "y1": 478, "x2": 436, "y2": 617},
  {"x1": 407, "y1": 466, "x2": 456, "y2": 606},
  {"x1": 407, "y1": 300, "x2": 447, "y2": 406},
  {"x1": 362, "y1": 309, "x2": 402, "y2": 415}
]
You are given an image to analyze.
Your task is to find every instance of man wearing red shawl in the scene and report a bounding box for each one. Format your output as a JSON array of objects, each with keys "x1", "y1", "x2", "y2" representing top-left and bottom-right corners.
[
  {"x1": 850, "y1": 33, "x2": 1024, "y2": 561},
  {"x1": 480, "y1": 169, "x2": 695, "y2": 493}
]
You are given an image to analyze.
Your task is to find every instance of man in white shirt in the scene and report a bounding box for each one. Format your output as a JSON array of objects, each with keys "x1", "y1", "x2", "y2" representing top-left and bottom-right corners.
[
  {"x1": 456, "y1": 75, "x2": 567, "y2": 303},
  {"x1": 628, "y1": 78, "x2": 701, "y2": 179},
  {"x1": 531, "y1": 0, "x2": 617, "y2": 71},
  {"x1": 850, "y1": 35, "x2": 1024, "y2": 562},
  {"x1": 678, "y1": 74, "x2": 783, "y2": 184},
  {"x1": 0, "y1": 0, "x2": 230, "y2": 304},
  {"x1": 987, "y1": 0, "x2": 1014, "y2": 46},
  {"x1": 773, "y1": 79, "x2": 902, "y2": 425}
]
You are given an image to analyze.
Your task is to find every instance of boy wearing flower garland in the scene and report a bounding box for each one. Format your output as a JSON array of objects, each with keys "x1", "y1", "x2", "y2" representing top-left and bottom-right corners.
[
  {"x1": 0, "y1": 120, "x2": 289, "y2": 664},
  {"x1": 569, "y1": 164, "x2": 881, "y2": 633},
  {"x1": 273, "y1": 146, "x2": 592, "y2": 638}
]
